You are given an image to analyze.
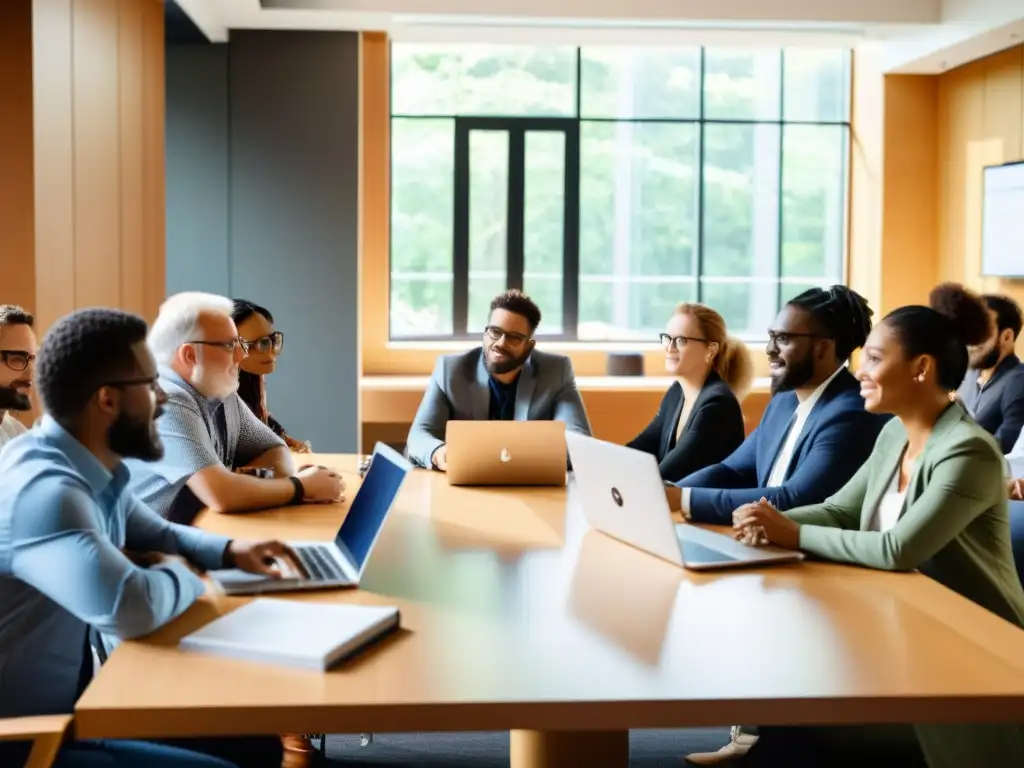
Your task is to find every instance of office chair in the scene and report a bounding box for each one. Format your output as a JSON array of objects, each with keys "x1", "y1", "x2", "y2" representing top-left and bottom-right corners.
[{"x1": 0, "y1": 714, "x2": 72, "y2": 768}]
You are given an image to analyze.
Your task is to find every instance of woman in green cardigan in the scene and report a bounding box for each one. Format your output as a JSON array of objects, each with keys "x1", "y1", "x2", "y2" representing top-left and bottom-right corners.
[{"x1": 733, "y1": 283, "x2": 1024, "y2": 768}]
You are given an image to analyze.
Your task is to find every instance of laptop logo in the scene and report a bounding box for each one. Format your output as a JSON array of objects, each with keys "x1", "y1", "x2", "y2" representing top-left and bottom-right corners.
[
  {"x1": 611, "y1": 487, "x2": 623, "y2": 507},
  {"x1": 500, "y1": 447, "x2": 512, "y2": 463}
]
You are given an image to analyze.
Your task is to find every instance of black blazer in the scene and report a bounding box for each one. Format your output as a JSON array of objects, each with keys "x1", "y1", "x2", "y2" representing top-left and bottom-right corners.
[
  {"x1": 627, "y1": 371, "x2": 745, "y2": 482},
  {"x1": 957, "y1": 354, "x2": 1024, "y2": 453}
]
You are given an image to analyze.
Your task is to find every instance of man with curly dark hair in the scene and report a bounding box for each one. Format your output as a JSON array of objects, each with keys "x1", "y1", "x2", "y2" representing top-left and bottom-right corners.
[
  {"x1": 406, "y1": 288, "x2": 592, "y2": 470},
  {"x1": 0, "y1": 307, "x2": 299, "y2": 767}
]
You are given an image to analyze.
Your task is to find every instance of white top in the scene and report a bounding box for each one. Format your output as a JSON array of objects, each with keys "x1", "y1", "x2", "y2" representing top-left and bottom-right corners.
[
  {"x1": 680, "y1": 366, "x2": 845, "y2": 514},
  {"x1": 1006, "y1": 427, "x2": 1024, "y2": 479},
  {"x1": 0, "y1": 412, "x2": 27, "y2": 449},
  {"x1": 868, "y1": 466, "x2": 911, "y2": 533}
]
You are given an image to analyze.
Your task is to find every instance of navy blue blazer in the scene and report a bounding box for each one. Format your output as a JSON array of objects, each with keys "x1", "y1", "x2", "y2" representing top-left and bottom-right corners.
[
  {"x1": 957, "y1": 354, "x2": 1024, "y2": 454},
  {"x1": 626, "y1": 372, "x2": 745, "y2": 482},
  {"x1": 676, "y1": 368, "x2": 890, "y2": 524}
]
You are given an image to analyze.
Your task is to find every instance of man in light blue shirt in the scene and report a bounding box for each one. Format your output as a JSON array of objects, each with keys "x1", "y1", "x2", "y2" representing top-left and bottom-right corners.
[{"x1": 0, "y1": 308, "x2": 298, "y2": 767}]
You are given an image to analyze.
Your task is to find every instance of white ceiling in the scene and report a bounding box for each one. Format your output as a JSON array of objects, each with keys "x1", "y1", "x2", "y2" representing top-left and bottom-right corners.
[{"x1": 176, "y1": 0, "x2": 1024, "y2": 73}]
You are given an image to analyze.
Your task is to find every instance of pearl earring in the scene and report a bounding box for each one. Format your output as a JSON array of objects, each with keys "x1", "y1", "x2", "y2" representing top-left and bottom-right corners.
[{"x1": 916, "y1": 373, "x2": 925, "y2": 383}]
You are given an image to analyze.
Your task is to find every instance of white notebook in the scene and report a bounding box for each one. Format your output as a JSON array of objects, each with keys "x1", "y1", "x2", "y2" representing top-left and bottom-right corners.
[{"x1": 179, "y1": 599, "x2": 401, "y2": 671}]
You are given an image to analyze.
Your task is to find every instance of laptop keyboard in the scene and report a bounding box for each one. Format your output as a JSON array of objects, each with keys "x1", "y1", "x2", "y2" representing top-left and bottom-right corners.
[
  {"x1": 678, "y1": 537, "x2": 738, "y2": 564},
  {"x1": 296, "y1": 545, "x2": 346, "y2": 581}
]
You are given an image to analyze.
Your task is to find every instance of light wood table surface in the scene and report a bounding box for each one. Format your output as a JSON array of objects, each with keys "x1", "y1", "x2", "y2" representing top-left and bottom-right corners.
[{"x1": 75, "y1": 454, "x2": 1024, "y2": 767}]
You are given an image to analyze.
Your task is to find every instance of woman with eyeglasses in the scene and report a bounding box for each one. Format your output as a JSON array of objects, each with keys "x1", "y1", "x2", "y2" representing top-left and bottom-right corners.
[
  {"x1": 231, "y1": 299, "x2": 311, "y2": 453},
  {"x1": 627, "y1": 303, "x2": 753, "y2": 482}
]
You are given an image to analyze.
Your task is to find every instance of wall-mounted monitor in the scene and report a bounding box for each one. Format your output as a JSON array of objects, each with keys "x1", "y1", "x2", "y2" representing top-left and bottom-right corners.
[{"x1": 982, "y1": 161, "x2": 1024, "y2": 278}]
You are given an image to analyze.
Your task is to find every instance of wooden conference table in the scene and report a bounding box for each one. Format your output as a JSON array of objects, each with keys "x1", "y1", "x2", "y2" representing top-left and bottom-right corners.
[{"x1": 75, "y1": 455, "x2": 1024, "y2": 767}]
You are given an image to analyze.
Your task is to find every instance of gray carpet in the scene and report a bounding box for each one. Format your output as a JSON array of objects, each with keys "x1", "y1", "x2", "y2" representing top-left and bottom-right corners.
[{"x1": 323, "y1": 728, "x2": 729, "y2": 766}]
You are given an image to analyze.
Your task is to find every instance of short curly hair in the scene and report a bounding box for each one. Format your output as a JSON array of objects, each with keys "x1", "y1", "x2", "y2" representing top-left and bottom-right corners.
[
  {"x1": 0, "y1": 305, "x2": 34, "y2": 328},
  {"x1": 489, "y1": 289, "x2": 542, "y2": 333},
  {"x1": 36, "y1": 308, "x2": 150, "y2": 422}
]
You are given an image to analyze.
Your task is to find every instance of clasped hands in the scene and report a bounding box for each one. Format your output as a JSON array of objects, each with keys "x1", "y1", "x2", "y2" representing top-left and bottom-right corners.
[
  {"x1": 296, "y1": 463, "x2": 345, "y2": 503},
  {"x1": 731, "y1": 497, "x2": 801, "y2": 550},
  {"x1": 124, "y1": 539, "x2": 308, "y2": 581}
]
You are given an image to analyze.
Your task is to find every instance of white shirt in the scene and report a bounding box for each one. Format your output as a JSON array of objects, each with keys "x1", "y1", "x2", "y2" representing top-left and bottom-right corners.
[
  {"x1": 764, "y1": 366, "x2": 844, "y2": 487},
  {"x1": 1006, "y1": 427, "x2": 1024, "y2": 479},
  {"x1": 680, "y1": 366, "x2": 845, "y2": 515},
  {"x1": 0, "y1": 412, "x2": 27, "y2": 449},
  {"x1": 868, "y1": 464, "x2": 912, "y2": 533}
]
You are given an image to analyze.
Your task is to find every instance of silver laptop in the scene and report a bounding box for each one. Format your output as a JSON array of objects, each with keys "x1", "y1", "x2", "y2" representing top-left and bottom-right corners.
[
  {"x1": 566, "y1": 432, "x2": 804, "y2": 571},
  {"x1": 207, "y1": 442, "x2": 412, "y2": 595}
]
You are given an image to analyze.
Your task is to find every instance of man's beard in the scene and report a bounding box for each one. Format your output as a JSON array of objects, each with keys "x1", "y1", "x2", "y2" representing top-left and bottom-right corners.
[
  {"x1": 0, "y1": 385, "x2": 30, "y2": 411},
  {"x1": 109, "y1": 409, "x2": 164, "y2": 461},
  {"x1": 970, "y1": 345, "x2": 1000, "y2": 371},
  {"x1": 193, "y1": 361, "x2": 239, "y2": 400},
  {"x1": 485, "y1": 347, "x2": 528, "y2": 375},
  {"x1": 770, "y1": 354, "x2": 815, "y2": 395}
]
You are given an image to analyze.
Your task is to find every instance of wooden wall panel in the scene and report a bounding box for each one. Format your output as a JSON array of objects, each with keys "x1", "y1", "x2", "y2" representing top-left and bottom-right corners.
[
  {"x1": 32, "y1": 0, "x2": 77, "y2": 333},
  {"x1": 17, "y1": 0, "x2": 166, "y2": 334},
  {"x1": 848, "y1": 48, "x2": 941, "y2": 320},
  {"x1": 73, "y1": 0, "x2": 122, "y2": 309},
  {"x1": 141, "y1": 0, "x2": 166, "y2": 319},
  {"x1": 0, "y1": 1, "x2": 36, "y2": 313},
  {"x1": 937, "y1": 45, "x2": 1024, "y2": 355},
  {"x1": 360, "y1": 32, "x2": 389, "y2": 378},
  {"x1": 880, "y1": 74, "x2": 938, "y2": 311},
  {"x1": 847, "y1": 44, "x2": 884, "y2": 314},
  {"x1": 119, "y1": 0, "x2": 146, "y2": 316}
]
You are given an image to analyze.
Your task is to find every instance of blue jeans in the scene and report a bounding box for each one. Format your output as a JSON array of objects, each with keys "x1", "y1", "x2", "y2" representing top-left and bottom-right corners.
[{"x1": 0, "y1": 739, "x2": 236, "y2": 767}]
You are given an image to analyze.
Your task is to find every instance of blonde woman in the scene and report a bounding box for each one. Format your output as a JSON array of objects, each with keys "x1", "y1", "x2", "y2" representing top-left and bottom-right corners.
[{"x1": 628, "y1": 303, "x2": 753, "y2": 481}]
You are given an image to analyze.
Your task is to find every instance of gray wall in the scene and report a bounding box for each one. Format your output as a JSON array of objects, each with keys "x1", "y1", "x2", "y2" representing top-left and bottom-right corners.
[{"x1": 165, "y1": 32, "x2": 360, "y2": 452}]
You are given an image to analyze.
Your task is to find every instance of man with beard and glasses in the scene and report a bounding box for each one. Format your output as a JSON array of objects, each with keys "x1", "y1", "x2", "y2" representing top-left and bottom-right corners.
[
  {"x1": 125, "y1": 292, "x2": 342, "y2": 526},
  {"x1": 0, "y1": 304, "x2": 37, "y2": 448},
  {"x1": 406, "y1": 289, "x2": 592, "y2": 470},
  {"x1": 955, "y1": 294, "x2": 1024, "y2": 453},
  {"x1": 666, "y1": 286, "x2": 889, "y2": 527},
  {"x1": 664, "y1": 286, "x2": 890, "y2": 767},
  {"x1": 0, "y1": 307, "x2": 303, "y2": 768}
]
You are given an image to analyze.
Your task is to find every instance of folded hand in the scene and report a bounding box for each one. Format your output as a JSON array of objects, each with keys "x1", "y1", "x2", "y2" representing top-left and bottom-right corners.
[
  {"x1": 1009, "y1": 479, "x2": 1023, "y2": 501},
  {"x1": 732, "y1": 497, "x2": 801, "y2": 550}
]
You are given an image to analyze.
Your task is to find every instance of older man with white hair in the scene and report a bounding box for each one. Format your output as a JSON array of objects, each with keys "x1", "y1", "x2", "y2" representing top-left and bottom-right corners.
[{"x1": 126, "y1": 292, "x2": 343, "y2": 525}]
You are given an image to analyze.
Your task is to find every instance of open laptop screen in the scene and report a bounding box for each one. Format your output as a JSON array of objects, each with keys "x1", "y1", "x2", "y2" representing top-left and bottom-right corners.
[{"x1": 335, "y1": 450, "x2": 408, "y2": 571}]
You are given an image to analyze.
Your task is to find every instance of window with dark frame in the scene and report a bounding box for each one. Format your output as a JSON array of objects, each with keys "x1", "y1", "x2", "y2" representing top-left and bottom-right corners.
[{"x1": 389, "y1": 45, "x2": 851, "y2": 343}]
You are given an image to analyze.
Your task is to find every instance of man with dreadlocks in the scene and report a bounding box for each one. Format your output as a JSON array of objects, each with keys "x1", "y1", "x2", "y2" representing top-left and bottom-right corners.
[
  {"x1": 671, "y1": 286, "x2": 891, "y2": 766},
  {"x1": 667, "y1": 285, "x2": 889, "y2": 524}
]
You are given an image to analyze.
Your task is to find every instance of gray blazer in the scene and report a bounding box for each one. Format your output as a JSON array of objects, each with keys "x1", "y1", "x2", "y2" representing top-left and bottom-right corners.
[{"x1": 405, "y1": 347, "x2": 592, "y2": 467}]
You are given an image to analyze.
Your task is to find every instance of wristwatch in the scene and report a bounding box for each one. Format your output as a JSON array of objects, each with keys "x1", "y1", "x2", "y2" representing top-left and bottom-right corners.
[{"x1": 288, "y1": 476, "x2": 305, "y2": 505}]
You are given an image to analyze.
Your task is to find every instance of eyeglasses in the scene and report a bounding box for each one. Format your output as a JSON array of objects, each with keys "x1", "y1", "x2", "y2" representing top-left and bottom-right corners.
[
  {"x1": 186, "y1": 337, "x2": 250, "y2": 354},
  {"x1": 244, "y1": 330, "x2": 284, "y2": 354},
  {"x1": 485, "y1": 326, "x2": 530, "y2": 345},
  {"x1": 0, "y1": 350, "x2": 35, "y2": 372},
  {"x1": 659, "y1": 333, "x2": 708, "y2": 351},
  {"x1": 766, "y1": 331, "x2": 832, "y2": 348}
]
